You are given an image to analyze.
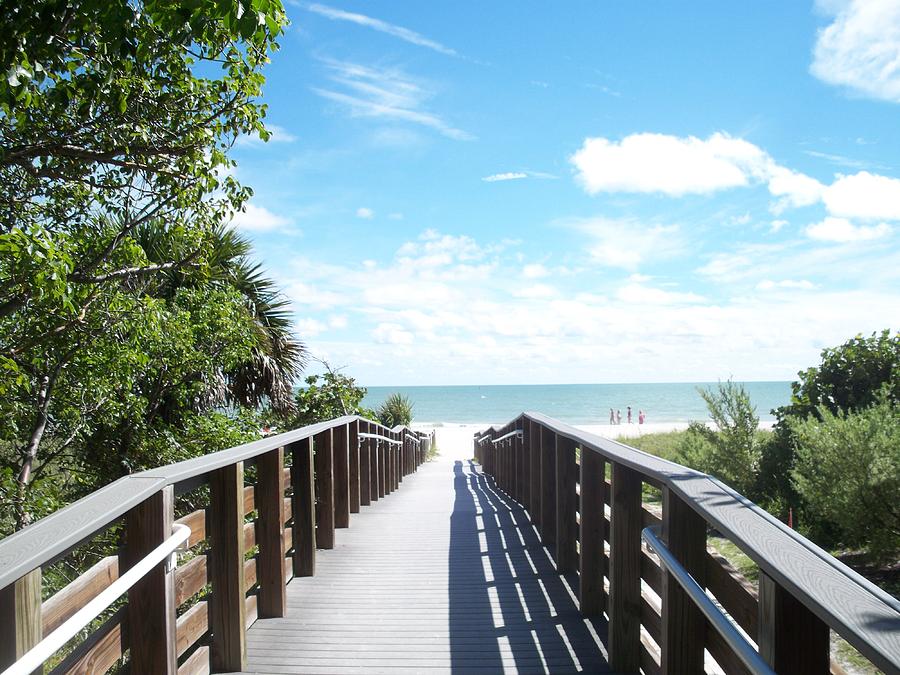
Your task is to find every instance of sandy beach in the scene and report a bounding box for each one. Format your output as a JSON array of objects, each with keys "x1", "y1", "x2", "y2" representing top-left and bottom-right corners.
[{"x1": 413, "y1": 420, "x2": 775, "y2": 459}]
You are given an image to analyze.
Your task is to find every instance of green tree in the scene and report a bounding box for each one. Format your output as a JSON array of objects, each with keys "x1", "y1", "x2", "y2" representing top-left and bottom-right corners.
[
  {"x1": 790, "y1": 390, "x2": 899, "y2": 561},
  {"x1": 761, "y1": 329, "x2": 900, "y2": 522},
  {"x1": 0, "y1": 0, "x2": 297, "y2": 529},
  {"x1": 677, "y1": 379, "x2": 763, "y2": 496},
  {"x1": 293, "y1": 371, "x2": 377, "y2": 427},
  {"x1": 378, "y1": 393, "x2": 414, "y2": 428}
]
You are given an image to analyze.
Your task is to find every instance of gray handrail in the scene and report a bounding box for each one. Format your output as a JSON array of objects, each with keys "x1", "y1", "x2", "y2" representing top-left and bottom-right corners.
[
  {"x1": 642, "y1": 526, "x2": 775, "y2": 675},
  {"x1": 0, "y1": 414, "x2": 397, "y2": 591},
  {"x1": 491, "y1": 430, "x2": 522, "y2": 444},
  {"x1": 476, "y1": 412, "x2": 900, "y2": 673}
]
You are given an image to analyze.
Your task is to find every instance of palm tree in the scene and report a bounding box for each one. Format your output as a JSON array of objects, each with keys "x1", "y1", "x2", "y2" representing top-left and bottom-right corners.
[{"x1": 135, "y1": 221, "x2": 306, "y2": 414}]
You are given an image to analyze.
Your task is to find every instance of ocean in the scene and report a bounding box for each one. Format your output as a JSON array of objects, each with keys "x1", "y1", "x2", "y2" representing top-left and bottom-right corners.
[{"x1": 361, "y1": 382, "x2": 792, "y2": 425}]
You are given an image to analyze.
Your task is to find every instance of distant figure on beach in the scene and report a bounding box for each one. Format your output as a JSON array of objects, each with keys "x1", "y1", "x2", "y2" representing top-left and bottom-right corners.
[
  {"x1": 615, "y1": 409, "x2": 622, "y2": 425},
  {"x1": 639, "y1": 410, "x2": 645, "y2": 425},
  {"x1": 609, "y1": 408, "x2": 615, "y2": 424},
  {"x1": 627, "y1": 406, "x2": 632, "y2": 424}
]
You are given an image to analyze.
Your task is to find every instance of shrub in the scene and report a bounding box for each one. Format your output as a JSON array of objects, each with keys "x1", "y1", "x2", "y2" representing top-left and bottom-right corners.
[
  {"x1": 677, "y1": 380, "x2": 764, "y2": 497},
  {"x1": 790, "y1": 390, "x2": 900, "y2": 561},
  {"x1": 378, "y1": 393, "x2": 414, "y2": 428},
  {"x1": 293, "y1": 372, "x2": 377, "y2": 426}
]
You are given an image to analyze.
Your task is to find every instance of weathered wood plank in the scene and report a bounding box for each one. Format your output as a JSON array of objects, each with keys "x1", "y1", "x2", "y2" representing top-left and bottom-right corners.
[
  {"x1": 177, "y1": 644, "x2": 210, "y2": 675},
  {"x1": 314, "y1": 429, "x2": 335, "y2": 550},
  {"x1": 42, "y1": 556, "x2": 117, "y2": 635},
  {"x1": 290, "y1": 438, "x2": 315, "y2": 577},
  {"x1": 256, "y1": 447, "x2": 287, "y2": 618},
  {"x1": 208, "y1": 463, "x2": 247, "y2": 672},
  {"x1": 123, "y1": 485, "x2": 176, "y2": 674},
  {"x1": 0, "y1": 567, "x2": 41, "y2": 673},
  {"x1": 175, "y1": 553, "x2": 207, "y2": 606},
  {"x1": 333, "y1": 424, "x2": 350, "y2": 529},
  {"x1": 539, "y1": 425, "x2": 556, "y2": 544},
  {"x1": 555, "y1": 434, "x2": 578, "y2": 573},
  {"x1": 608, "y1": 462, "x2": 642, "y2": 673},
  {"x1": 349, "y1": 420, "x2": 360, "y2": 514},
  {"x1": 759, "y1": 570, "x2": 830, "y2": 674},
  {"x1": 359, "y1": 422, "x2": 371, "y2": 506},
  {"x1": 176, "y1": 508, "x2": 206, "y2": 548},
  {"x1": 661, "y1": 487, "x2": 706, "y2": 674},
  {"x1": 579, "y1": 449, "x2": 606, "y2": 615},
  {"x1": 175, "y1": 599, "x2": 208, "y2": 657}
]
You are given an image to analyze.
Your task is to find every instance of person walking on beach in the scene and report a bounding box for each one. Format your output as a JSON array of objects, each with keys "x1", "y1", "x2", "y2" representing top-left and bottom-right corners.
[
  {"x1": 609, "y1": 408, "x2": 615, "y2": 424},
  {"x1": 627, "y1": 406, "x2": 632, "y2": 424},
  {"x1": 639, "y1": 409, "x2": 645, "y2": 425},
  {"x1": 615, "y1": 409, "x2": 622, "y2": 425}
]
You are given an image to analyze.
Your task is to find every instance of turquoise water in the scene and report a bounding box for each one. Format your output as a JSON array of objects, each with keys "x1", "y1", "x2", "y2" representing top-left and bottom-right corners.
[{"x1": 361, "y1": 382, "x2": 792, "y2": 425}]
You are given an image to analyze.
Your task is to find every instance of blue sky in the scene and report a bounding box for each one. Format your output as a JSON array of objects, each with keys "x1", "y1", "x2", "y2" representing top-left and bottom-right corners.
[{"x1": 228, "y1": 0, "x2": 900, "y2": 385}]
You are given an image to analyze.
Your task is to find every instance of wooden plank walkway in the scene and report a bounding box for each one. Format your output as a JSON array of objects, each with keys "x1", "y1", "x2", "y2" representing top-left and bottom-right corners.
[{"x1": 240, "y1": 448, "x2": 611, "y2": 674}]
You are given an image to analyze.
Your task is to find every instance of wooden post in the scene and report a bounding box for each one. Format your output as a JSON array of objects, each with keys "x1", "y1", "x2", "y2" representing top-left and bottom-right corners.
[
  {"x1": 291, "y1": 437, "x2": 316, "y2": 577},
  {"x1": 378, "y1": 439, "x2": 386, "y2": 498},
  {"x1": 608, "y1": 462, "x2": 642, "y2": 673},
  {"x1": 371, "y1": 440, "x2": 380, "y2": 501},
  {"x1": 0, "y1": 569, "x2": 42, "y2": 674},
  {"x1": 359, "y1": 424, "x2": 371, "y2": 506},
  {"x1": 122, "y1": 486, "x2": 176, "y2": 675},
  {"x1": 555, "y1": 435, "x2": 578, "y2": 573},
  {"x1": 333, "y1": 424, "x2": 350, "y2": 529},
  {"x1": 522, "y1": 421, "x2": 531, "y2": 509},
  {"x1": 314, "y1": 429, "x2": 335, "y2": 549},
  {"x1": 540, "y1": 425, "x2": 557, "y2": 544},
  {"x1": 759, "y1": 571, "x2": 830, "y2": 674},
  {"x1": 579, "y1": 449, "x2": 606, "y2": 615},
  {"x1": 661, "y1": 487, "x2": 706, "y2": 675},
  {"x1": 349, "y1": 420, "x2": 360, "y2": 514},
  {"x1": 529, "y1": 420, "x2": 541, "y2": 526},
  {"x1": 256, "y1": 447, "x2": 287, "y2": 618},
  {"x1": 209, "y1": 463, "x2": 247, "y2": 672}
]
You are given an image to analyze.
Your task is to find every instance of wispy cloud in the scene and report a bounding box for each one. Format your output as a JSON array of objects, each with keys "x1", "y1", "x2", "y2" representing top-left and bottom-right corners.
[
  {"x1": 312, "y1": 58, "x2": 473, "y2": 140},
  {"x1": 482, "y1": 170, "x2": 557, "y2": 182},
  {"x1": 482, "y1": 172, "x2": 528, "y2": 182},
  {"x1": 303, "y1": 3, "x2": 457, "y2": 56},
  {"x1": 811, "y1": 0, "x2": 900, "y2": 103}
]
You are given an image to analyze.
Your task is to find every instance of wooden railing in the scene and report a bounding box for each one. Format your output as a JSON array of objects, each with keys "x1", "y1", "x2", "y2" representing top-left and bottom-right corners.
[
  {"x1": 0, "y1": 416, "x2": 433, "y2": 674},
  {"x1": 475, "y1": 413, "x2": 900, "y2": 675}
]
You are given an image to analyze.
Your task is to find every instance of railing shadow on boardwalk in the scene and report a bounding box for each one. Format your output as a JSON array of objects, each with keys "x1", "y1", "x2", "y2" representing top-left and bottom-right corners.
[{"x1": 448, "y1": 460, "x2": 610, "y2": 674}]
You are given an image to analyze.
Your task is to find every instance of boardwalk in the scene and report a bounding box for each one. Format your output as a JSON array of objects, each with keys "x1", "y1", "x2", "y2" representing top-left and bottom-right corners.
[{"x1": 241, "y1": 444, "x2": 611, "y2": 674}]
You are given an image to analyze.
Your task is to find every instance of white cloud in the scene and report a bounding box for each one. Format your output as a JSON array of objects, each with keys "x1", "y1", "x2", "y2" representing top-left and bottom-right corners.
[
  {"x1": 522, "y1": 263, "x2": 549, "y2": 279},
  {"x1": 770, "y1": 219, "x2": 789, "y2": 233},
  {"x1": 356, "y1": 207, "x2": 374, "y2": 219},
  {"x1": 276, "y1": 228, "x2": 900, "y2": 385},
  {"x1": 372, "y1": 322, "x2": 415, "y2": 344},
  {"x1": 811, "y1": 0, "x2": 900, "y2": 103},
  {"x1": 570, "y1": 132, "x2": 765, "y2": 196},
  {"x1": 482, "y1": 172, "x2": 528, "y2": 182},
  {"x1": 567, "y1": 217, "x2": 684, "y2": 270},
  {"x1": 757, "y1": 279, "x2": 816, "y2": 291},
  {"x1": 766, "y1": 165, "x2": 825, "y2": 211},
  {"x1": 388, "y1": 212, "x2": 405, "y2": 220},
  {"x1": 805, "y1": 216, "x2": 892, "y2": 242},
  {"x1": 230, "y1": 203, "x2": 292, "y2": 232},
  {"x1": 313, "y1": 59, "x2": 472, "y2": 140},
  {"x1": 304, "y1": 3, "x2": 457, "y2": 56},
  {"x1": 570, "y1": 131, "x2": 900, "y2": 224},
  {"x1": 616, "y1": 283, "x2": 705, "y2": 305},
  {"x1": 295, "y1": 318, "x2": 327, "y2": 336},
  {"x1": 512, "y1": 284, "x2": 557, "y2": 299},
  {"x1": 823, "y1": 171, "x2": 900, "y2": 220}
]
